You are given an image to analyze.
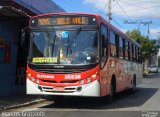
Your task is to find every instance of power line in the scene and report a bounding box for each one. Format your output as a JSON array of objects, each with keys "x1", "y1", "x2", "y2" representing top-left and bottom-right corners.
[
  {"x1": 127, "y1": 0, "x2": 160, "y2": 3},
  {"x1": 120, "y1": 0, "x2": 160, "y2": 8},
  {"x1": 111, "y1": 17, "x2": 125, "y2": 29},
  {"x1": 57, "y1": 0, "x2": 159, "y2": 38},
  {"x1": 113, "y1": 0, "x2": 159, "y2": 37},
  {"x1": 114, "y1": 0, "x2": 147, "y2": 31},
  {"x1": 115, "y1": 0, "x2": 135, "y2": 24},
  {"x1": 82, "y1": 0, "x2": 159, "y2": 37},
  {"x1": 107, "y1": 0, "x2": 159, "y2": 38},
  {"x1": 116, "y1": 1, "x2": 160, "y2": 13},
  {"x1": 80, "y1": 0, "x2": 111, "y2": 20},
  {"x1": 112, "y1": 15, "x2": 160, "y2": 26},
  {"x1": 81, "y1": 0, "x2": 104, "y2": 13},
  {"x1": 98, "y1": 3, "x2": 108, "y2": 16}
]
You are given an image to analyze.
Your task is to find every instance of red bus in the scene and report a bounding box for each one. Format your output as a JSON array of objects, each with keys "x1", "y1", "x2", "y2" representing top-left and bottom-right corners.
[{"x1": 25, "y1": 13, "x2": 142, "y2": 99}]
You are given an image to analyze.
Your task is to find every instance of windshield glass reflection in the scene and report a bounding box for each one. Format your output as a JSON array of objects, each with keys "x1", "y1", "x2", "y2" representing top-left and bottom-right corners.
[{"x1": 29, "y1": 29, "x2": 99, "y2": 65}]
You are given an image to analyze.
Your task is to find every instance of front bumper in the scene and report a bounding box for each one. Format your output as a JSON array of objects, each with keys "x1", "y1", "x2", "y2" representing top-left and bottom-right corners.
[
  {"x1": 148, "y1": 68, "x2": 158, "y2": 73},
  {"x1": 27, "y1": 78, "x2": 100, "y2": 97}
]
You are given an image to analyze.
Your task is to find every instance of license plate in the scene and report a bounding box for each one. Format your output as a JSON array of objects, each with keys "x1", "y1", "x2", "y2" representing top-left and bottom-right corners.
[{"x1": 53, "y1": 87, "x2": 65, "y2": 91}]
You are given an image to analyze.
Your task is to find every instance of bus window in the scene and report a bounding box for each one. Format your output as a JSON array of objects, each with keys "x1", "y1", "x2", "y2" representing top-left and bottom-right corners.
[
  {"x1": 101, "y1": 25, "x2": 108, "y2": 68},
  {"x1": 128, "y1": 42, "x2": 132, "y2": 61},
  {"x1": 115, "y1": 34, "x2": 119, "y2": 58},
  {"x1": 135, "y1": 46, "x2": 138, "y2": 62},
  {"x1": 132, "y1": 44, "x2": 135, "y2": 61},
  {"x1": 119, "y1": 37, "x2": 124, "y2": 59},
  {"x1": 138, "y1": 48, "x2": 141, "y2": 63},
  {"x1": 110, "y1": 31, "x2": 116, "y2": 44},
  {"x1": 129, "y1": 42, "x2": 132, "y2": 61},
  {"x1": 123, "y1": 38, "x2": 125, "y2": 59},
  {"x1": 139, "y1": 49, "x2": 142, "y2": 63},
  {"x1": 125, "y1": 40, "x2": 128, "y2": 60},
  {"x1": 110, "y1": 31, "x2": 117, "y2": 57}
]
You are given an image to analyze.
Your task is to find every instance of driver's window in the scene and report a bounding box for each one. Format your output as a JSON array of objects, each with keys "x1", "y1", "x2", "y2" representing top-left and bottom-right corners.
[{"x1": 101, "y1": 24, "x2": 108, "y2": 68}]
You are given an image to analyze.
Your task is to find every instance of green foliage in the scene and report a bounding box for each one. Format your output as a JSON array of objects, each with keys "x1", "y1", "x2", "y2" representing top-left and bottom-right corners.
[{"x1": 126, "y1": 29, "x2": 160, "y2": 61}]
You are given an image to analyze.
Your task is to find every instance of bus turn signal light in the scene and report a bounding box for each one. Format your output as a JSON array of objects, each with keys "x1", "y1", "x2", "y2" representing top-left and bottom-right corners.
[
  {"x1": 79, "y1": 72, "x2": 98, "y2": 85},
  {"x1": 27, "y1": 73, "x2": 31, "y2": 77}
]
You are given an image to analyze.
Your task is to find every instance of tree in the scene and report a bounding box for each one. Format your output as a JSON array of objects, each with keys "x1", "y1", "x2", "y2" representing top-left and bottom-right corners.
[{"x1": 126, "y1": 29, "x2": 160, "y2": 72}]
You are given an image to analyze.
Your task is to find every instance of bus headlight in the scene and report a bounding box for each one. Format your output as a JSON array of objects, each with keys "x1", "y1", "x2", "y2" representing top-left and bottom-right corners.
[
  {"x1": 79, "y1": 72, "x2": 99, "y2": 85},
  {"x1": 28, "y1": 73, "x2": 31, "y2": 77},
  {"x1": 80, "y1": 80, "x2": 85, "y2": 85},
  {"x1": 36, "y1": 79, "x2": 40, "y2": 84},
  {"x1": 91, "y1": 73, "x2": 97, "y2": 80},
  {"x1": 86, "y1": 78, "x2": 91, "y2": 83},
  {"x1": 31, "y1": 77, "x2": 35, "y2": 81}
]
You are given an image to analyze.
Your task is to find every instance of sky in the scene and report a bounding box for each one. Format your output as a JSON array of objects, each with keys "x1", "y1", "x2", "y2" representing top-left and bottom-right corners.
[{"x1": 53, "y1": 0, "x2": 160, "y2": 39}]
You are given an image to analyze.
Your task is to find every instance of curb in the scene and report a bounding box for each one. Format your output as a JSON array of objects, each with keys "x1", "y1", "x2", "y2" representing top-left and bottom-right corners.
[{"x1": 0, "y1": 99, "x2": 46, "y2": 111}]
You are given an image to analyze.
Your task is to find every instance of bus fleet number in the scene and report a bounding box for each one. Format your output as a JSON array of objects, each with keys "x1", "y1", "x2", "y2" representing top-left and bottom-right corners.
[{"x1": 65, "y1": 75, "x2": 81, "y2": 80}]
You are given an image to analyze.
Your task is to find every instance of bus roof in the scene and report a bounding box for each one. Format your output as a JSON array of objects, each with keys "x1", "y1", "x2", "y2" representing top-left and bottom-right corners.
[
  {"x1": 30, "y1": 12, "x2": 141, "y2": 48},
  {"x1": 30, "y1": 12, "x2": 99, "y2": 19}
]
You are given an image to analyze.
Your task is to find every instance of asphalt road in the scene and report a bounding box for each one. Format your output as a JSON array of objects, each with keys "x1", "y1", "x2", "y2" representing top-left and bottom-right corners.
[{"x1": 5, "y1": 73, "x2": 160, "y2": 117}]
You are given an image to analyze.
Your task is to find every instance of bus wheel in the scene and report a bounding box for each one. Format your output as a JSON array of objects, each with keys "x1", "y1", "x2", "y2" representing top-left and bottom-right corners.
[
  {"x1": 130, "y1": 76, "x2": 136, "y2": 94},
  {"x1": 108, "y1": 78, "x2": 116, "y2": 102}
]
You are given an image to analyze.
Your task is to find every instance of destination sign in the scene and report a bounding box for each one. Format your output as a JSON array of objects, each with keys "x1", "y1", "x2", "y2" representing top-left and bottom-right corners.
[{"x1": 30, "y1": 15, "x2": 97, "y2": 26}]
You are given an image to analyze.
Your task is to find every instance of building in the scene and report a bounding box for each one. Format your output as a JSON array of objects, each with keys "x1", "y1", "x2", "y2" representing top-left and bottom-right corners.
[
  {"x1": 149, "y1": 55, "x2": 157, "y2": 65},
  {"x1": 0, "y1": 0, "x2": 64, "y2": 96},
  {"x1": 148, "y1": 48, "x2": 160, "y2": 67}
]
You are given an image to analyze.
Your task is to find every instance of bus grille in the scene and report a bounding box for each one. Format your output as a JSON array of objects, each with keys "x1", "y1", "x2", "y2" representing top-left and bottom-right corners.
[
  {"x1": 38, "y1": 85, "x2": 82, "y2": 93},
  {"x1": 34, "y1": 68, "x2": 85, "y2": 74},
  {"x1": 41, "y1": 79, "x2": 79, "y2": 83}
]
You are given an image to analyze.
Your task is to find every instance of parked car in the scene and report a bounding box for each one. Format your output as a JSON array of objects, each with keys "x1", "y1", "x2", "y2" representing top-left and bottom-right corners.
[{"x1": 147, "y1": 65, "x2": 159, "y2": 73}]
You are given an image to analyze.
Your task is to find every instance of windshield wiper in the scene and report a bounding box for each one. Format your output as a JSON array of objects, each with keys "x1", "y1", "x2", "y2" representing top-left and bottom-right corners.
[
  {"x1": 43, "y1": 28, "x2": 57, "y2": 57},
  {"x1": 64, "y1": 28, "x2": 82, "y2": 57},
  {"x1": 70, "y1": 27, "x2": 81, "y2": 45}
]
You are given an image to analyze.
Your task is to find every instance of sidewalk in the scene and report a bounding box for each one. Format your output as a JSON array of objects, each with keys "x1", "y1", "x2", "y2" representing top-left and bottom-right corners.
[{"x1": 0, "y1": 94, "x2": 46, "y2": 111}]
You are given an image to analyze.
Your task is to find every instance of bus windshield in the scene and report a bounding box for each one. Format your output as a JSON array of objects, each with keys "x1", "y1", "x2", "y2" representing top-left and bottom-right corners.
[{"x1": 29, "y1": 29, "x2": 99, "y2": 65}]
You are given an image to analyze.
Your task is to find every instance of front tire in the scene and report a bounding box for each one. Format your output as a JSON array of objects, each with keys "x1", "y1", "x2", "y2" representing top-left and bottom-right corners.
[
  {"x1": 100, "y1": 81, "x2": 115, "y2": 103},
  {"x1": 108, "y1": 78, "x2": 116, "y2": 102}
]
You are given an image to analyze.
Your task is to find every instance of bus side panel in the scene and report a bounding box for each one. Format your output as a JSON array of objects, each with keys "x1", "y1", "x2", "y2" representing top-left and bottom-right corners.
[
  {"x1": 116, "y1": 59, "x2": 125, "y2": 92},
  {"x1": 100, "y1": 57, "x2": 143, "y2": 97},
  {"x1": 100, "y1": 63, "x2": 111, "y2": 97},
  {"x1": 100, "y1": 57, "x2": 125, "y2": 96},
  {"x1": 124, "y1": 61, "x2": 143, "y2": 88},
  {"x1": 132, "y1": 62, "x2": 143, "y2": 86}
]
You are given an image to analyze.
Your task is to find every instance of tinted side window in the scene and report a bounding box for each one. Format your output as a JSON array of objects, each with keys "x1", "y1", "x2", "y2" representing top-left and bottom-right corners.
[
  {"x1": 101, "y1": 25, "x2": 108, "y2": 68},
  {"x1": 125, "y1": 40, "x2": 128, "y2": 60},
  {"x1": 110, "y1": 31, "x2": 117, "y2": 57},
  {"x1": 119, "y1": 37, "x2": 124, "y2": 59},
  {"x1": 132, "y1": 44, "x2": 135, "y2": 61},
  {"x1": 110, "y1": 31, "x2": 116, "y2": 44}
]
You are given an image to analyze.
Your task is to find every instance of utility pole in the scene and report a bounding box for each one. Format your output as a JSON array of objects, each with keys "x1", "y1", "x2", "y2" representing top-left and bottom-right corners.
[{"x1": 107, "y1": 0, "x2": 111, "y2": 23}]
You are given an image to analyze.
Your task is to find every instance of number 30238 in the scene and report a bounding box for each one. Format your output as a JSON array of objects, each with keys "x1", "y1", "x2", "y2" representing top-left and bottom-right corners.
[{"x1": 64, "y1": 75, "x2": 81, "y2": 80}]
